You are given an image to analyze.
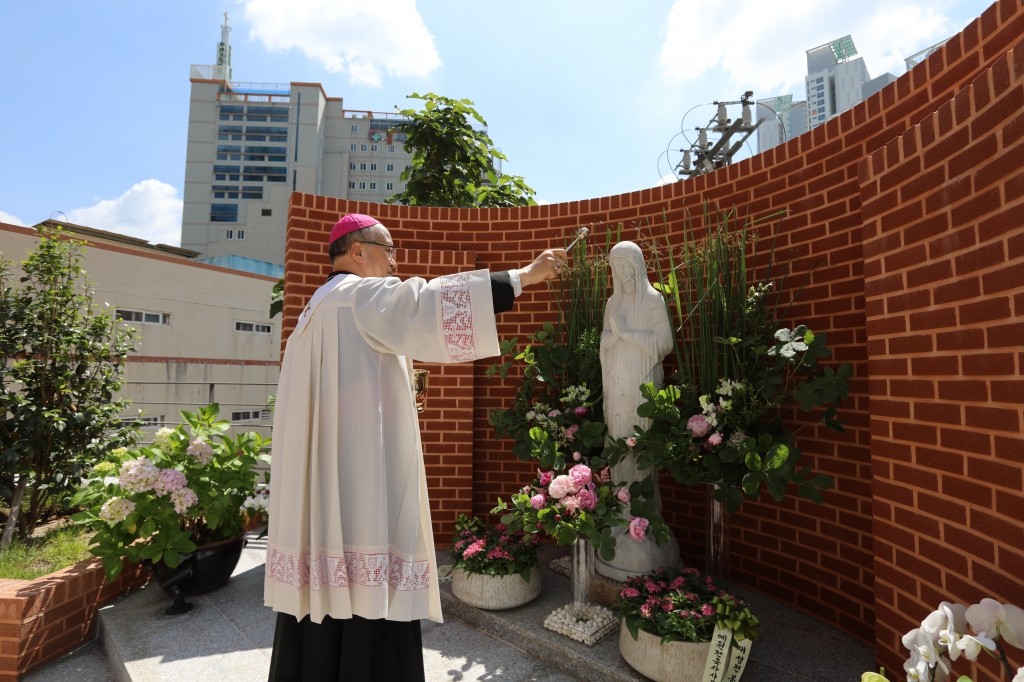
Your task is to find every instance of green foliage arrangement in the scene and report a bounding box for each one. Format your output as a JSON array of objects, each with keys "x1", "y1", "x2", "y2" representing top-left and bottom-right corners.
[
  {"x1": 0, "y1": 226, "x2": 138, "y2": 543},
  {"x1": 615, "y1": 566, "x2": 760, "y2": 645},
  {"x1": 598, "y1": 209, "x2": 853, "y2": 513},
  {"x1": 71, "y1": 404, "x2": 270, "y2": 581},
  {"x1": 448, "y1": 514, "x2": 541, "y2": 583},
  {"x1": 387, "y1": 92, "x2": 536, "y2": 208}
]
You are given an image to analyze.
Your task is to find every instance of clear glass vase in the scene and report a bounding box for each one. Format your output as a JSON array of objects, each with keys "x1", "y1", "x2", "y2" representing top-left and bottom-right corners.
[
  {"x1": 569, "y1": 538, "x2": 594, "y2": 619},
  {"x1": 705, "y1": 484, "x2": 730, "y2": 580}
]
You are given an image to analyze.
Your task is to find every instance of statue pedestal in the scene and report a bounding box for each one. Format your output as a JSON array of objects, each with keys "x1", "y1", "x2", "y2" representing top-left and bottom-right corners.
[{"x1": 593, "y1": 530, "x2": 682, "y2": 582}]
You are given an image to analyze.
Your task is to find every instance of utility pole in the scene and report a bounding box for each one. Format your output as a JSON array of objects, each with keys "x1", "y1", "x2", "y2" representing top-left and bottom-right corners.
[{"x1": 675, "y1": 92, "x2": 764, "y2": 180}]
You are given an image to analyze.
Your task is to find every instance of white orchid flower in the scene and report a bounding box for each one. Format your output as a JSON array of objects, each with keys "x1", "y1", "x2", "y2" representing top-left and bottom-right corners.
[
  {"x1": 902, "y1": 628, "x2": 942, "y2": 670},
  {"x1": 923, "y1": 602, "x2": 969, "y2": 660},
  {"x1": 966, "y1": 599, "x2": 1024, "y2": 648},
  {"x1": 957, "y1": 633, "x2": 997, "y2": 661},
  {"x1": 903, "y1": 651, "x2": 928, "y2": 682},
  {"x1": 1013, "y1": 666, "x2": 1024, "y2": 682}
]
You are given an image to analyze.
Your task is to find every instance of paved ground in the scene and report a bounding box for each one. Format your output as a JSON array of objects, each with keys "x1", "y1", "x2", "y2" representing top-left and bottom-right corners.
[{"x1": 25, "y1": 531, "x2": 874, "y2": 682}]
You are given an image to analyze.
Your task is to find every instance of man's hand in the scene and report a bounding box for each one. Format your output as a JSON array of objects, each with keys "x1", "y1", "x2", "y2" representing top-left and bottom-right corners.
[{"x1": 518, "y1": 249, "x2": 567, "y2": 288}]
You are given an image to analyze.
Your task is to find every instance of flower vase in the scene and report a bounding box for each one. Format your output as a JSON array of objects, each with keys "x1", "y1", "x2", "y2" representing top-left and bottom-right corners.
[
  {"x1": 543, "y1": 538, "x2": 619, "y2": 646},
  {"x1": 705, "y1": 484, "x2": 730, "y2": 580}
]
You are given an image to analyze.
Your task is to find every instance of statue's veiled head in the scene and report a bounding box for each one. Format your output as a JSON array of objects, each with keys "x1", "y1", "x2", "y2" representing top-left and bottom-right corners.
[{"x1": 609, "y1": 241, "x2": 646, "y2": 297}]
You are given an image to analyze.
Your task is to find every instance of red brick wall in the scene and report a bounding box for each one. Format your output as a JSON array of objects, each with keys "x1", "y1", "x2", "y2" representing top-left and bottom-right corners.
[
  {"x1": 860, "y1": 43, "x2": 1024, "y2": 681},
  {"x1": 0, "y1": 558, "x2": 147, "y2": 681},
  {"x1": 281, "y1": 0, "x2": 1024, "y2": 657}
]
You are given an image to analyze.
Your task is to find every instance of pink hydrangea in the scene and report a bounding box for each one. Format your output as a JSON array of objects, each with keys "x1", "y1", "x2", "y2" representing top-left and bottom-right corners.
[
  {"x1": 530, "y1": 493, "x2": 547, "y2": 510},
  {"x1": 170, "y1": 487, "x2": 198, "y2": 514},
  {"x1": 565, "y1": 424, "x2": 579, "y2": 441},
  {"x1": 573, "y1": 406, "x2": 588, "y2": 416},
  {"x1": 669, "y1": 576, "x2": 686, "y2": 590},
  {"x1": 577, "y1": 488, "x2": 597, "y2": 511},
  {"x1": 99, "y1": 497, "x2": 135, "y2": 523},
  {"x1": 495, "y1": 523, "x2": 507, "y2": 532},
  {"x1": 707, "y1": 432, "x2": 723, "y2": 447},
  {"x1": 119, "y1": 456, "x2": 159, "y2": 494},
  {"x1": 620, "y1": 587, "x2": 640, "y2": 598},
  {"x1": 568, "y1": 464, "x2": 592, "y2": 490},
  {"x1": 645, "y1": 579, "x2": 662, "y2": 593},
  {"x1": 538, "y1": 470, "x2": 554, "y2": 486},
  {"x1": 186, "y1": 438, "x2": 214, "y2": 467},
  {"x1": 462, "y1": 539, "x2": 486, "y2": 558},
  {"x1": 617, "y1": 487, "x2": 631, "y2": 504},
  {"x1": 548, "y1": 475, "x2": 574, "y2": 499},
  {"x1": 151, "y1": 469, "x2": 187, "y2": 497},
  {"x1": 701, "y1": 603, "x2": 716, "y2": 617},
  {"x1": 561, "y1": 495, "x2": 581, "y2": 514},
  {"x1": 628, "y1": 517, "x2": 649, "y2": 542},
  {"x1": 454, "y1": 540, "x2": 466, "y2": 551},
  {"x1": 686, "y1": 414, "x2": 711, "y2": 437}
]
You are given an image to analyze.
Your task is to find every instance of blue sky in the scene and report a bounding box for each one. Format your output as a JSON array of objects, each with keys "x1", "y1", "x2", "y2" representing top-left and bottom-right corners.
[{"x1": 0, "y1": 0, "x2": 992, "y2": 245}]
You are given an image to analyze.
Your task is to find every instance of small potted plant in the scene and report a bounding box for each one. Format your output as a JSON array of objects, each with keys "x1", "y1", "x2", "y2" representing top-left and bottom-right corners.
[
  {"x1": 72, "y1": 404, "x2": 270, "y2": 613},
  {"x1": 615, "y1": 567, "x2": 760, "y2": 682},
  {"x1": 449, "y1": 514, "x2": 543, "y2": 610}
]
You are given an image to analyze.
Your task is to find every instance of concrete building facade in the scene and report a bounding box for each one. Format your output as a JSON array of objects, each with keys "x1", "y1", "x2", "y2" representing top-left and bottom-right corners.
[
  {"x1": 0, "y1": 220, "x2": 280, "y2": 443},
  {"x1": 755, "y1": 95, "x2": 808, "y2": 154},
  {"x1": 180, "y1": 19, "x2": 413, "y2": 265}
]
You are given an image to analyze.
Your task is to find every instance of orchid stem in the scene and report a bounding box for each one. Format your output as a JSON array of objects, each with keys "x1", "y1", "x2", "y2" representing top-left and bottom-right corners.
[{"x1": 996, "y1": 641, "x2": 1013, "y2": 678}]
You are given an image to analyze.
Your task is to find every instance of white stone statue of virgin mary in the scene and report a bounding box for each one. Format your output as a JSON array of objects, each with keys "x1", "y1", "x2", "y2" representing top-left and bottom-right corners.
[{"x1": 596, "y1": 241, "x2": 681, "y2": 581}]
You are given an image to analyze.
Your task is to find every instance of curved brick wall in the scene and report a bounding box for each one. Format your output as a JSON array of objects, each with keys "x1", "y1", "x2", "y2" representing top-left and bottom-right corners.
[{"x1": 282, "y1": 2, "x2": 1024, "y2": 676}]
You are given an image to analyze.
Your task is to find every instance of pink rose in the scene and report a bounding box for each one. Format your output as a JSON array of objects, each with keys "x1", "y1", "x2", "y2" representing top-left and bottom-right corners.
[
  {"x1": 530, "y1": 493, "x2": 547, "y2": 510},
  {"x1": 568, "y1": 464, "x2": 592, "y2": 490},
  {"x1": 617, "y1": 487, "x2": 631, "y2": 504},
  {"x1": 625, "y1": 437, "x2": 637, "y2": 447},
  {"x1": 686, "y1": 414, "x2": 711, "y2": 437},
  {"x1": 565, "y1": 424, "x2": 579, "y2": 441},
  {"x1": 561, "y1": 495, "x2": 581, "y2": 514},
  {"x1": 548, "y1": 475, "x2": 573, "y2": 499},
  {"x1": 707, "y1": 432, "x2": 723, "y2": 446},
  {"x1": 538, "y1": 470, "x2": 554, "y2": 486},
  {"x1": 572, "y1": 451, "x2": 582, "y2": 461},
  {"x1": 573, "y1": 406, "x2": 588, "y2": 416},
  {"x1": 577, "y1": 488, "x2": 597, "y2": 511},
  {"x1": 628, "y1": 517, "x2": 649, "y2": 542}
]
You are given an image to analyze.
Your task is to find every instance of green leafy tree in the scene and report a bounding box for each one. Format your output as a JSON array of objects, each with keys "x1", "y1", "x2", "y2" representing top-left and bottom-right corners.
[
  {"x1": 388, "y1": 92, "x2": 537, "y2": 208},
  {"x1": 0, "y1": 227, "x2": 138, "y2": 544}
]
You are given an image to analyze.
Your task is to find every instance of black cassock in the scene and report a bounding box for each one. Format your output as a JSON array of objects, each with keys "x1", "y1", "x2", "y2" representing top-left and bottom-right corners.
[{"x1": 267, "y1": 613, "x2": 425, "y2": 682}]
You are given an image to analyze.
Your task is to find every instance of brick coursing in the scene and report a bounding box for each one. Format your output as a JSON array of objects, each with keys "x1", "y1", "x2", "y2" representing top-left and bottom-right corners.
[{"x1": 281, "y1": 1, "x2": 1024, "y2": 670}]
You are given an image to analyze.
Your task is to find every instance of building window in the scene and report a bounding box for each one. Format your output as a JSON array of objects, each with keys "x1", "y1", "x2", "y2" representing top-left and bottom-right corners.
[
  {"x1": 359, "y1": 182, "x2": 366, "y2": 189},
  {"x1": 226, "y1": 229, "x2": 234, "y2": 239},
  {"x1": 369, "y1": 182, "x2": 377, "y2": 190},
  {"x1": 242, "y1": 186, "x2": 263, "y2": 200},
  {"x1": 262, "y1": 208, "x2": 272, "y2": 216},
  {"x1": 116, "y1": 309, "x2": 170, "y2": 325},
  {"x1": 211, "y1": 204, "x2": 239, "y2": 222},
  {"x1": 348, "y1": 181, "x2": 356, "y2": 189},
  {"x1": 351, "y1": 124, "x2": 359, "y2": 132},
  {"x1": 360, "y1": 144, "x2": 368, "y2": 151},
  {"x1": 359, "y1": 163, "x2": 367, "y2": 171},
  {"x1": 231, "y1": 408, "x2": 269, "y2": 421},
  {"x1": 387, "y1": 145, "x2": 395, "y2": 153},
  {"x1": 235, "y1": 321, "x2": 272, "y2": 334},
  {"x1": 350, "y1": 162, "x2": 357, "y2": 170},
  {"x1": 124, "y1": 414, "x2": 166, "y2": 428},
  {"x1": 370, "y1": 163, "x2": 377, "y2": 171},
  {"x1": 386, "y1": 182, "x2": 393, "y2": 190},
  {"x1": 350, "y1": 143, "x2": 358, "y2": 151},
  {"x1": 237, "y1": 230, "x2": 245, "y2": 239},
  {"x1": 371, "y1": 144, "x2": 378, "y2": 152},
  {"x1": 386, "y1": 164, "x2": 394, "y2": 172}
]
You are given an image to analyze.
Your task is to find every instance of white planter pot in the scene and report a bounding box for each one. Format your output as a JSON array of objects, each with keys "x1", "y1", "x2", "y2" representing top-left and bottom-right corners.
[
  {"x1": 618, "y1": 620, "x2": 732, "y2": 682},
  {"x1": 451, "y1": 567, "x2": 542, "y2": 610}
]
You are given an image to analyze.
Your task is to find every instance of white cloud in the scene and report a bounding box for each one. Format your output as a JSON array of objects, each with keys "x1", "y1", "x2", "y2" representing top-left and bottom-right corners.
[
  {"x1": 68, "y1": 180, "x2": 183, "y2": 246},
  {"x1": 536, "y1": 199, "x2": 551, "y2": 205},
  {"x1": 0, "y1": 211, "x2": 25, "y2": 226},
  {"x1": 660, "y1": 0, "x2": 955, "y2": 97},
  {"x1": 655, "y1": 173, "x2": 678, "y2": 187},
  {"x1": 241, "y1": 0, "x2": 441, "y2": 87}
]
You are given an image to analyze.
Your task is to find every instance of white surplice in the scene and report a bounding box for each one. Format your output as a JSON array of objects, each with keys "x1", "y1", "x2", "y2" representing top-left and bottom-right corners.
[{"x1": 264, "y1": 271, "x2": 500, "y2": 624}]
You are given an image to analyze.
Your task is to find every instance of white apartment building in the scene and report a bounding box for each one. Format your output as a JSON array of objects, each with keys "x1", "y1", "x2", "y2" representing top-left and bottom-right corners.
[
  {"x1": 756, "y1": 95, "x2": 808, "y2": 153},
  {"x1": 180, "y1": 17, "x2": 413, "y2": 265},
  {"x1": 0, "y1": 220, "x2": 280, "y2": 446}
]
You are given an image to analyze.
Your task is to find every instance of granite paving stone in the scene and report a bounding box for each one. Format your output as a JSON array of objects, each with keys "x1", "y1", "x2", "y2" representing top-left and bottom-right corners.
[{"x1": 23, "y1": 640, "x2": 114, "y2": 682}]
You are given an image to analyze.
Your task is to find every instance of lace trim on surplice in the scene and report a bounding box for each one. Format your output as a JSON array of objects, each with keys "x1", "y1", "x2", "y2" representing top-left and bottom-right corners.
[
  {"x1": 438, "y1": 272, "x2": 476, "y2": 362},
  {"x1": 266, "y1": 548, "x2": 431, "y2": 592}
]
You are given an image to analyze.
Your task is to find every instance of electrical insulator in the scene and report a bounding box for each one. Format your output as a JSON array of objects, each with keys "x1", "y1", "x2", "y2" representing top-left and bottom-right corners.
[
  {"x1": 683, "y1": 150, "x2": 691, "y2": 170},
  {"x1": 742, "y1": 104, "x2": 752, "y2": 126},
  {"x1": 717, "y1": 102, "x2": 728, "y2": 126},
  {"x1": 698, "y1": 128, "x2": 708, "y2": 149},
  {"x1": 702, "y1": 159, "x2": 715, "y2": 172}
]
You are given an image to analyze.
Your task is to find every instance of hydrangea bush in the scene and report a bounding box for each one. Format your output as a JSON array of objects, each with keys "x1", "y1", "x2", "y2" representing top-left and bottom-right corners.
[
  {"x1": 491, "y1": 463, "x2": 670, "y2": 561},
  {"x1": 615, "y1": 566, "x2": 760, "y2": 645},
  {"x1": 448, "y1": 514, "x2": 541, "y2": 583},
  {"x1": 71, "y1": 404, "x2": 270, "y2": 581}
]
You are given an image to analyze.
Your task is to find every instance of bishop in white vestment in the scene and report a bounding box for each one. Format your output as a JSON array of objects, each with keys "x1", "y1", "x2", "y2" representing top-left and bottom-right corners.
[{"x1": 265, "y1": 214, "x2": 564, "y2": 682}]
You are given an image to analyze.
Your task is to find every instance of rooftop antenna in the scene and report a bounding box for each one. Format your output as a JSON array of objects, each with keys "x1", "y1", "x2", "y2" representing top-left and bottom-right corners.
[{"x1": 217, "y1": 12, "x2": 233, "y2": 81}]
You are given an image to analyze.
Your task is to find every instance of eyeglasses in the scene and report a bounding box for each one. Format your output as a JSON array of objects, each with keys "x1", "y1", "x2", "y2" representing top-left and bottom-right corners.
[{"x1": 359, "y1": 241, "x2": 396, "y2": 258}]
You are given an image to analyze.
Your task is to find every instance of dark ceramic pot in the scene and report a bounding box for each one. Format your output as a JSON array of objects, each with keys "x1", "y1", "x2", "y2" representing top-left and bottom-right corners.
[{"x1": 142, "y1": 531, "x2": 246, "y2": 614}]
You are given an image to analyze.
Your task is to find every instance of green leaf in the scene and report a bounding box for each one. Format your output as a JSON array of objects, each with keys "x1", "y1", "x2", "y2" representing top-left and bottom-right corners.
[
  {"x1": 764, "y1": 475, "x2": 787, "y2": 501},
  {"x1": 765, "y1": 444, "x2": 789, "y2": 470},
  {"x1": 163, "y1": 549, "x2": 180, "y2": 569}
]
